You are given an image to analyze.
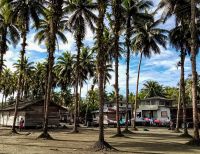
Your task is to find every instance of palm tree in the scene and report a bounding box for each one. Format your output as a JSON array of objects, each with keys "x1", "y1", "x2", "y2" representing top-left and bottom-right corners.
[
  {"x1": 78, "y1": 47, "x2": 95, "y2": 118},
  {"x1": 14, "y1": 57, "x2": 34, "y2": 99},
  {"x1": 7, "y1": 0, "x2": 44, "y2": 133},
  {"x1": 111, "y1": 0, "x2": 124, "y2": 136},
  {"x1": 169, "y1": 25, "x2": 190, "y2": 134},
  {"x1": 122, "y1": 0, "x2": 153, "y2": 132},
  {"x1": 0, "y1": 3, "x2": 19, "y2": 74},
  {"x1": 37, "y1": 0, "x2": 66, "y2": 139},
  {"x1": 92, "y1": 0, "x2": 113, "y2": 151},
  {"x1": 67, "y1": 0, "x2": 97, "y2": 133},
  {"x1": 141, "y1": 80, "x2": 165, "y2": 98},
  {"x1": 56, "y1": 52, "x2": 73, "y2": 106},
  {"x1": 132, "y1": 17, "x2": 168, "y2": 130},
  {"x1": 31, "y1": 62, "x2": 47, "y2": 98},
  {"x1": 189, "y1": 0, "x2": 200, "y2": 144}
]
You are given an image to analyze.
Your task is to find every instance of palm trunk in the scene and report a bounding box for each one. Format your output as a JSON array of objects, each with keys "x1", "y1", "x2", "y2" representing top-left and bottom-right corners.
[
  {"x1": 1, "y1": 93, "x2": 4, "y2": 109},
  {"x1": 78, "y1": 85, "x2": 81, "y2": 119},
  {"x1": 115, "y1": 51, "x2": 121, "y2": 135},
  {"x1": 93, "y1": 1, "x2": 110, "y2": 150},
  {"x1": 113, "y1": 0, "x2": 122, "y2": 136},
  {"x1": 43, "y1": 46, "x2": 54, "y2": 136},
  {"x1": 133, "y1": 52, "x2": 143, "y2": 129},
  {"x1": 180, "y1": 50, "x2": 188, "y2": 135},
  {"x1": 73, "y1": 39, "x2": 81, "y2": 133},
  {"x1": 0, "y1": 27, "x2": 7, "y2": 74},
  {"x1": 125, "y1": 15, "x2": 131, "y2": 131},
  {"x1": 190, "y1": 0, "x2": 199, "y2": 142},
  {"x1": 12, "y1": 28, "x2": 27, "y2": 133},
  {"x1": 40, "y1": 0, "x2": 62, "y2": 138},
  {"x1": 0, "y1": 53, "x2": 4, "y2": 74},
  {"x1": 175, "y1": 82, "x2": 181, "y2": 132}
]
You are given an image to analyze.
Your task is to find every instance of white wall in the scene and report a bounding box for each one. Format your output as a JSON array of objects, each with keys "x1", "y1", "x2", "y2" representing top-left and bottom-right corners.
[{"x1": 0, "y1": 112, "x2": 25, "y2": 126}]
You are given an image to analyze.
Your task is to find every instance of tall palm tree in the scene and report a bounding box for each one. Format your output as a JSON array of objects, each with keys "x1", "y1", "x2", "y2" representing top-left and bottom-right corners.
[
  {"x1": 141, "y1": 80, "x2": 165, "y2": 98},
  {"x1": 111, "y1": 0, "x2": 124, "y2": 136},
  {"x1": 92, "y1": 0, "x2": 113, "y2": 150},
  {"x1": 67, "y1": 0, "x2": 97, "y2": 133},
  {"x1": 37, "y1": 0, "x2": 66, "y2": 138},
  {"x1": 56, "y1": 52, "x2": 73, "y2": 106},
  {"x1": 132, "y1": 17, "x2": 168, "y2": 130},
  {"x1": 122, "y1": 0, "x2": 153, "y2": 132},
  {"x1": 189, "y1": 0, "x2": 200, "y2": 144},
  {"x1": 169, "y1": 25, "x2": 190, "y2": 134},
  {"x1": 7, "y1": 0, "x2": 44, "y2": 133},
  {"x1": 13, "y1": 57, "x2": 34, "y2": 99},
  {"x1": 0, "y1": 3, "x2": 19, "y2": 74}
]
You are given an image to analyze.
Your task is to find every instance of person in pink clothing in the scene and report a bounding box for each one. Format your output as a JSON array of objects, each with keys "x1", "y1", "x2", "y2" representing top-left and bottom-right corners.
[{"x1": 19, "y1": 118, "x2": 24, "y2": 131}]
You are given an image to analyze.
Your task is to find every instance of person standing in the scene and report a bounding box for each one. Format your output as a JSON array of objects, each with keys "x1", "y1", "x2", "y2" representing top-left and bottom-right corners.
[{"x1": 19, "y1": 118, "x2": 24, "y2": 131}]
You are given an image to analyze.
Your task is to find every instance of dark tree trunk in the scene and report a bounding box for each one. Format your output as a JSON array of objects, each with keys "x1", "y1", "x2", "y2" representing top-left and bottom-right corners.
[
  {"x1": 72, "y1": 39, "x2": 81, "y2": 133},
  {"x1": 39, "y1": 0, "x2": 63, "y2": 139},
  {"x1": 93, "y1": 0, "x2": 114, "y2": 151},
  {"x1": 0, "y1": 26, "x2": 7, "y2": 74},
  {"x1": 113, "y1": 0, "x2": 122, "y2": 136},
  {"x1": 125, "y1": 15, "x2": 131, "y2": 132},
  {"x1": 190, "y1": 0, "x2": 199, "y2": 142},
  {"x1": 1, "y1": 93, "x2": 4, "y2": 109},
  {"x1": 12, "y1": 28, "x2": 27, "y2": 133},
  {"x1": 175, "y1": 82, "x2": 181, "y2": 132},
  {"x1": 180, "y1": 50, "x2": 188, "y2": 135},
  {"x1": 133, "y1": 52, "x2": 143, "y2": 130}
]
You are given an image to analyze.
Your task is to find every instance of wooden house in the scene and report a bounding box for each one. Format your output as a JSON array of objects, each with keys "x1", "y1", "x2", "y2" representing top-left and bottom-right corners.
[{"x1": 0, "y1": 99, "x2": 68, "y2": 127}]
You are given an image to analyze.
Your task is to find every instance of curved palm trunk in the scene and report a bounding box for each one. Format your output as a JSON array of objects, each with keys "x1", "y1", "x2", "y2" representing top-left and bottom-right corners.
[
  {"x1": 175, "y1": 82, "x2": 181, "y2": 132},
  {"x1": 43, "y1": 46, "x2": 54, "y2": 136},
  {"x1": 190, "y1": 0, "x2": 199, "y2": 142},
  {"x1": 73, "y1": 40, "x2": 81, "y2": 133},
  {"x1": 12, "y1": 28, "x2": 27, "y2": 133},
  {"x1": 40, "y1": 0, "x2": 63, "y2": 138},
  {"x1": 133, "y1": 52, "x2": 143, "y2": 129},
  {"x1": 125, "y1": 15, "x2": 131, "y2": 132}
]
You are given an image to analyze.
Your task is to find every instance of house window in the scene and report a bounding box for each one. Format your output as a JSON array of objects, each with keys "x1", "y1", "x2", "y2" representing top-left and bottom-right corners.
[
  {"x1": 159, "y1": 101, "x2": 165, "y2": 106},
  {"x1": 161, "y1": 111, "x2": 168, "y2": 117}
]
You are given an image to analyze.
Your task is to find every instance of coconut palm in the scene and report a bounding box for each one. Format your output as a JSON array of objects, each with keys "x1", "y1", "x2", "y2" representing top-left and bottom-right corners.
[
  {"x1": 122, "y1": 0, "x2": 153, "y2": 132},
  {"x1": 169, "y1": 25, "x2": 190, "y2": 134},
  {"x1": 13, "y1": 57, "x2": 34, "y2": 99},
  {"x1": 0, "y1": 68, "x2": 13, "y2": 108},
  {"x1": 189, "y1": 0, "x2": 200, "y2": 144},
  {"x1": 92, "y1": 0, "x2": 114, "y2": 150},
  {"x1": 6, "y1": 0, "x2": 44, "y2": 133},
  {"x1": 141, "y1": 80, "x2": 165, "y2": 98},
  {"x1": 56, "y1": 52, "x2": 74, "y2": 106},
  {"x1": 0, "y1": 3, "x2": 19, "y2": 74},
  {"x1": 132, "y1": 17, "x2": 168, "y2": 130},
  {"x1": 67, "y1": 0, "x2": 97, "y2": 133},
  {"x1": 111, "y1": 0, "x2": 124, "y2": 136},
  {"x1": 36, "y1": 0, "x2": 66, "y2": 138}
]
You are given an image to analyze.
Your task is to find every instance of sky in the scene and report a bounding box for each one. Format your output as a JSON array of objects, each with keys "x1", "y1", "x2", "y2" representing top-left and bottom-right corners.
[{"x1": 1, "y1": 0, "x2": 200, "y2": 99}]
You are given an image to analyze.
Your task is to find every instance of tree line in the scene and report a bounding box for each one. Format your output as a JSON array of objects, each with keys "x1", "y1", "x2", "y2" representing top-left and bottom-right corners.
[{"x1": 0, "y1": 0, "x2": 200, "y2": 150}]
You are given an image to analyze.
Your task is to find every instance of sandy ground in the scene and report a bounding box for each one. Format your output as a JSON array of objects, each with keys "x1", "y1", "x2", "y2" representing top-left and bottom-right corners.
[{"x1": 0, "y1": 126, "x2": 200, "y2": 154}]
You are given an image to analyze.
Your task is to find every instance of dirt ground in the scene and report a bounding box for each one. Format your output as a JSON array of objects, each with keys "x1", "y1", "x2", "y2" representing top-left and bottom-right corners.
[{"x1": 0, "y1": 126, "x2": 200, "y2": 154}]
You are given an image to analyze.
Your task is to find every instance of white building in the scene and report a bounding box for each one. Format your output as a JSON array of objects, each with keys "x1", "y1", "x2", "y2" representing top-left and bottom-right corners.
[{"x1": 136, "y1": 97, "x2": 174, "y2": 123}]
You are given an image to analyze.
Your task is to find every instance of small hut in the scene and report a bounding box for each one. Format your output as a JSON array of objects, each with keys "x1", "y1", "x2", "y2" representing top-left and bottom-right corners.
[{"x1": 0, "y1": 99, "x2": 68, "y2": 127}]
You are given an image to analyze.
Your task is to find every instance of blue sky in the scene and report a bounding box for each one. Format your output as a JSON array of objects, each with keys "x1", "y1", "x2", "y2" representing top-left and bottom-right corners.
[{"x1": 1, "y1": 0, "x2": 200, "y2": 99}]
